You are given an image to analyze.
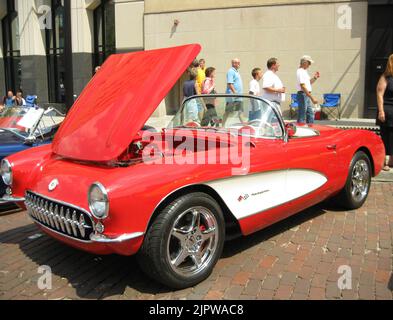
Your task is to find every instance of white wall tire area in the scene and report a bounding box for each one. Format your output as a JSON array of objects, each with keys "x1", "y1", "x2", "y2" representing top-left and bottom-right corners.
[
  {"x1": 137, "y1": 192, "x2": 225, "y2": 289},
  {"x1": 334, "y1": 151, "x2": 372, "y2": 210}
]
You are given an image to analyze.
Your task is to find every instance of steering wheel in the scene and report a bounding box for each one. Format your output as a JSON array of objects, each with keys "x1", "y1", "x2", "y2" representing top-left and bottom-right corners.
[
  {"x1": 247, "y1": 119, "x2": 275, "y2": 136},
  {"x1": 185, "y1": 121, "x2": 201, "y2": 128},
  {"x1": 248, "y1": 119, "x2": 273, "y2": 129}
]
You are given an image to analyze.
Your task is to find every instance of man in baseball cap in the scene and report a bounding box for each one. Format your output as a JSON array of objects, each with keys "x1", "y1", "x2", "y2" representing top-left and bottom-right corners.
[
  {"x1": 296, "y1": 55, "x2": 320, "y2": 124},
  {"x1": 301, "y1": 55, "x2": 315, "y2": 65}
]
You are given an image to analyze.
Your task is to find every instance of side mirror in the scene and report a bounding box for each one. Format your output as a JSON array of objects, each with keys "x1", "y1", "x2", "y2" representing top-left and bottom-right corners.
[
  {"x1": 285, "y1": 123, "x2": 297, "y2": 138},
  {"x1": 24, "y1": 136, "x2": 36, "y2": 146}
]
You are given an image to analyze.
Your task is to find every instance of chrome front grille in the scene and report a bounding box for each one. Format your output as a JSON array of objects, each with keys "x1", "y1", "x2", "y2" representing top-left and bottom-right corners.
[{"x1": 25, "y1": 191, "x2": 94, "y2": 241}]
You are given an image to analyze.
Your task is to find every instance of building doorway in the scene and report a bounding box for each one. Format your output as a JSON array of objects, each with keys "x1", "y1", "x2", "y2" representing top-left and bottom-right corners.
[
  {"x1": 2, "y1": 0, "x2": 21, "y2": 94},
  {"x1": 364, "y1": 3, "x2": 393, "y2": 118}
]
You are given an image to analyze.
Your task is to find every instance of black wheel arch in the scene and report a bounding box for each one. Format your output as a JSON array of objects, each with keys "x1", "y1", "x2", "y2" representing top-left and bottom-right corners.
[
  {"x1": 355, "y1": 147, "x2": 375, "y2": 176},
  {"x1": 146, "y1": 184, "x2": 242, "y2": 241}
]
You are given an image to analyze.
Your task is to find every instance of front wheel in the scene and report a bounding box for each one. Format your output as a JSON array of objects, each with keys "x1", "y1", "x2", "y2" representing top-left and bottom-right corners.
[
  {"x1": 137, "y1": 192, "x2": 225, "y2": 289},
  {"x1": 334, "y1": 151, "x2": 372, "y2": 209}
]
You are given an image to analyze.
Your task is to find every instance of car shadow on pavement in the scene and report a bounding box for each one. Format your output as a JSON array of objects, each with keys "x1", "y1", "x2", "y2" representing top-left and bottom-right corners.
[
  {"x1": 222, "y1": 203, "x2": 328, "y2": 258},
  {"x1": 0, "y1": 203, "x2": 333, "y2": 299}
]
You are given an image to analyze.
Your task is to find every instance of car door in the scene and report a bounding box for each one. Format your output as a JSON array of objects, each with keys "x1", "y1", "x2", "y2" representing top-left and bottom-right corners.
[
  {"x1": 204, "y1": 96, "x2": 288, "y2": 234},
  {"x1": 283, "y1": 127, "x2": 338, "y2": 213}
]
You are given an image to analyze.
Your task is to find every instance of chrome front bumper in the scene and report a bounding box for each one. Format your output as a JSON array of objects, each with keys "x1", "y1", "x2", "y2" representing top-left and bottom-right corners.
[
  {"x1": 0, "y1": 195, "x2": 25, "y2": 204},
  {"x1": 90, "y1": 232, "x2": 144, "y2": 243}
]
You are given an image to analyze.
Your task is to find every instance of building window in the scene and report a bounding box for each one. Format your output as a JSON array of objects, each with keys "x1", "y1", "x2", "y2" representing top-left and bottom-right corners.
[
  {"x1": 94, "y1": 0, "x2": 116, "y2": 69},
  {"x1": 46, "y1": 0, "x2": 65, "y2": 103},
  {"x1": 2, "y1": 0, "x2": 21, "y2": 93}
]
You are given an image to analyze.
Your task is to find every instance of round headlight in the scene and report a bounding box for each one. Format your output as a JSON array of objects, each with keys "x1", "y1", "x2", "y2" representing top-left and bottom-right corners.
[
  {"x1": 88, "y1": 182, "x2": 109, "y2": 219},
  {"x1": 1, "y1": 159, "x2": 12, "y2": 186}
]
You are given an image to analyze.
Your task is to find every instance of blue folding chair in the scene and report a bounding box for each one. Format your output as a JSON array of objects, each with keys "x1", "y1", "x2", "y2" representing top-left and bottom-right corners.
[
  {"x1": 289, "y1": 94, "x2": 299, "y2": 120},
  {"x1": 320, "y1": 93, "x2": 341, "y2": 120},
  {"x1": 25, "y1": 95, "x2": 38, "y2": 108}
]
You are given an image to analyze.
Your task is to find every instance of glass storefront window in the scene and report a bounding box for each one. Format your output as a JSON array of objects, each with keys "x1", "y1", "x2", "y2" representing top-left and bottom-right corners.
[
  {"x1": 2, "y1": 0, "x2": 21, "y2": 93},
  {"x1": 46, "y1": 0, "x2": 66, "y2": 103},
  {"x1": 94, "y1": 0, "x2": 116, "y2": 69}
]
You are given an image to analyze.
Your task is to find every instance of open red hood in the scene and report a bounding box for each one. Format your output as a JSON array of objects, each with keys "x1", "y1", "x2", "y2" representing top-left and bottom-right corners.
[{"x1": 52, "y1": 44, "x2": 201, "y2": 162}]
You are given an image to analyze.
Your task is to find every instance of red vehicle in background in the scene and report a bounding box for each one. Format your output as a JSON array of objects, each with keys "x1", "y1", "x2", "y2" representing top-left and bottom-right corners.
[{"x1": 0, "y1": 44, "x2": 385, "y2": 289}]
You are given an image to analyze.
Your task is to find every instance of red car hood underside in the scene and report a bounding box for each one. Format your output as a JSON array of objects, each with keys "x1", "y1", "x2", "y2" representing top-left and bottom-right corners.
[{"x1": 52, "y1": 44, "x2": 201, "y2": 162}]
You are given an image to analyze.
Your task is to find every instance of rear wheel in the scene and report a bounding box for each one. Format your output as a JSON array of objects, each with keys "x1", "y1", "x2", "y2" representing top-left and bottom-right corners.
[
  {"x1": 334, "y1": 151, "x2": 372, "y2": 209},
  {"x1": 137, "y1": 192, "x2": 225, "y2": 289}
]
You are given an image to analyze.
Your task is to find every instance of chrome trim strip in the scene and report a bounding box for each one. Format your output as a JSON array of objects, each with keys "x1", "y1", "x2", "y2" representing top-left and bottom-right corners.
[
  {"x1": 90, "y1": 232, "x2": 144, "y2": 243},
  {"x1": 0, "y1": 195, "x2": 25, "y2": 203},
  {"x1": 147, "y1": 169, "x2": 329, "y2": 229},
  {"x1": 29, "y1": 216, "x2": 93, "y2": 244}
]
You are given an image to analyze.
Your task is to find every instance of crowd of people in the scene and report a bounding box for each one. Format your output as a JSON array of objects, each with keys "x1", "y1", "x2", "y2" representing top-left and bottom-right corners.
[
  {"x1": 183, "y1": 53, "x2": 393, "y2": 172},
  {"x1": 183, "y1": 55, "x2": 321, "y2": 126},
  {"x1": 0, "y1": 90, "x2": 27, "y2": 109}
]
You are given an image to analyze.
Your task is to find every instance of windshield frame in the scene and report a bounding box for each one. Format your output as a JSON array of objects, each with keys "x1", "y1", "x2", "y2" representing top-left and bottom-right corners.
[
  {"x1": 173, "y1": 94, "x2": 286, "y2": 140},
  {"x1": 0, "y1": 106, "x2": 64, "y2": 142}
]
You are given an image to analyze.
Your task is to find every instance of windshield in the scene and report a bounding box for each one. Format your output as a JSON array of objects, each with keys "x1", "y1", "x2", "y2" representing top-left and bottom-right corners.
[
  {"x1": 0, "y1": 107, "x2": 64, "y2": 139},
  {"x1": 166, "y1": 95, "x2": 284, "y2": 139}
]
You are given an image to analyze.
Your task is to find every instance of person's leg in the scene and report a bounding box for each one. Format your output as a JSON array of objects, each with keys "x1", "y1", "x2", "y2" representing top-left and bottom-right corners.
[
  {"x1": 306, "y1": 96, "x2": 315, "y2": 124},
  {"x1": 250, "y1": 109, "x2": 262, "y2": 121},
  {"x1": 223, "y1": 102, "x2": 233, "y2": 126},
  {"x1": 386, "y1": 127, "x2": 393, "y2": 166},
  {"x1": 297, "y1": 93, "x2": 306, "y2": 123},
  {"x1": 201, "y1": 107, "x2": 214, "y2": 126},
  {"x1": 380, "y1": 126, "x2": 391, "y2": 170},
  {"x1": 237, "y1": 101, "x2": 247, "y2": 124},
  {"x1": 185, "y1": 100, "x2": 199, "y2": 123}
]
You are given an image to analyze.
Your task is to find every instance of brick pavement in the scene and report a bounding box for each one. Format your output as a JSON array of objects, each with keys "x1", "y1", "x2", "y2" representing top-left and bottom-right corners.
[{"x1": 0, "y1": 182, "x2": 392, "y2": 300}]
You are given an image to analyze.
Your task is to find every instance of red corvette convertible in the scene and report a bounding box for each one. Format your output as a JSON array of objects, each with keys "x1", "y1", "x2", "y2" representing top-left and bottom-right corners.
[{"x1": 0, "y1": 44, "x2": 385, "y2": 289}]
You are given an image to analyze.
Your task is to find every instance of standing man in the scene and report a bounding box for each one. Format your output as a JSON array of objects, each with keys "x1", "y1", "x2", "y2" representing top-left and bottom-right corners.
[
  {"x1": 196, "y1": 58, "x2": 206, "y2": 93},
  {"x1": 262, "y1": 58, "x2": 286, "y2": 113},
  {"x1": 296, "y1": 55, "x2": 320, "y2": 124},
  {"x1": 224, "y1": 58, "x2": 245, "y2": 125},
  {"x1": 2, "y1": 91, "x2": 15, "y2": 108}
]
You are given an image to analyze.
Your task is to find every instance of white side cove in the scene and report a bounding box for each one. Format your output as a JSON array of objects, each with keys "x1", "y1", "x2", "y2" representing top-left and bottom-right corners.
[{"x1": 205, "y1": 169, "x2": 327, "y2": 220}]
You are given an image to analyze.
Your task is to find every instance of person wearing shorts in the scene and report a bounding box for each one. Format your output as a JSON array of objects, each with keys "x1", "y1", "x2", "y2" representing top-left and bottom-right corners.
[{"x1": 223, "y1": 58, "x2": 245, "y2": 125}]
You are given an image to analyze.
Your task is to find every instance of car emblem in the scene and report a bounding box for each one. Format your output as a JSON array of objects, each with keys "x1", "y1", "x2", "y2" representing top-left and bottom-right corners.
[{"x1": 48, "y1": 179, "x2": 59, "y2": 191}]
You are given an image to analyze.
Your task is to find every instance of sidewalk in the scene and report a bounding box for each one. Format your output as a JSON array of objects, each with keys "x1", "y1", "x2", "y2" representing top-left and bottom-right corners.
[{"x1": 374, "y1": 169, "x2": 393, "y2": 182}]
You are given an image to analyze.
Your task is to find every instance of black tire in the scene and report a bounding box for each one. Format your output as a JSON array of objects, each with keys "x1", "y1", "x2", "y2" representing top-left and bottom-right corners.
[
  {"x1": 137, "y1": 192, "x2": 225, "y2": 289},
  {"x1": 333, "y1": 151, "x2": 372, "y2": 209}
]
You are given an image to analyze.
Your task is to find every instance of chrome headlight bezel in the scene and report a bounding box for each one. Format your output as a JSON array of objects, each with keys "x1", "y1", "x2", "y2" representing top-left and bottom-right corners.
[
  {"x1": 88, "y1": 182, "x2": 109, "y2": 220},
  {"x1": 1, "y1": 159, "x2": 13, "y2": 186}
]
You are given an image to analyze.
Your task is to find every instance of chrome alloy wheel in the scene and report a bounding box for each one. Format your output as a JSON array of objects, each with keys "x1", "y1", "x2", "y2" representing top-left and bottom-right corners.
[
  {"x1": 167, "y1": 206, "x2": 218, "y2": 277},
  {"x1": 350, "y1": 159, "x2": 370, "y2": 202}
]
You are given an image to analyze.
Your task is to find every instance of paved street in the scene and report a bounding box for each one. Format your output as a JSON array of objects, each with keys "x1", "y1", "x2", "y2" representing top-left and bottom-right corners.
[{"x1": 0, "y1": 181, "x2": 392, "y2": 300}]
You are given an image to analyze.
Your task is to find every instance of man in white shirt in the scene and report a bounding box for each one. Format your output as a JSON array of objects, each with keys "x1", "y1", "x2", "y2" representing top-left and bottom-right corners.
[
  {"x1": 296, "y1": 55, "x2": 320, "y2": 124},
  {"x1": 262, "y1": 58, "x2": 286, "y2": 113}
]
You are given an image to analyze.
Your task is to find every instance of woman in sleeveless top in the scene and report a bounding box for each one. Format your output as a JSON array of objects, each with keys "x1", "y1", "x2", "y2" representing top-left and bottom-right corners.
[{"x1": 377, "y1": 54, "x2": 393, "y2": 171}]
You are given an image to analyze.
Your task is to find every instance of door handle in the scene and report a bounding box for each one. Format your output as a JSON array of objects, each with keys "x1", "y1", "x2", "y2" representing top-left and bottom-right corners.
[{"x1": 326, "y1": 144, "x2": 337, "y2": 150}]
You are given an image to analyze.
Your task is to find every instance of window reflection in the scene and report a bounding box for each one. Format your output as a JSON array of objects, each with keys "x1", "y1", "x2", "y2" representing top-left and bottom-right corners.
[
  {"x1": 2, "y1": 0, "x2": 21, "y2": 92},
  {"x1": 169, "y1": 95, "x2": 283, "y2": 139},
  {"x1": 94, "y1": 0, "x2": 116, "y2": 69}
]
